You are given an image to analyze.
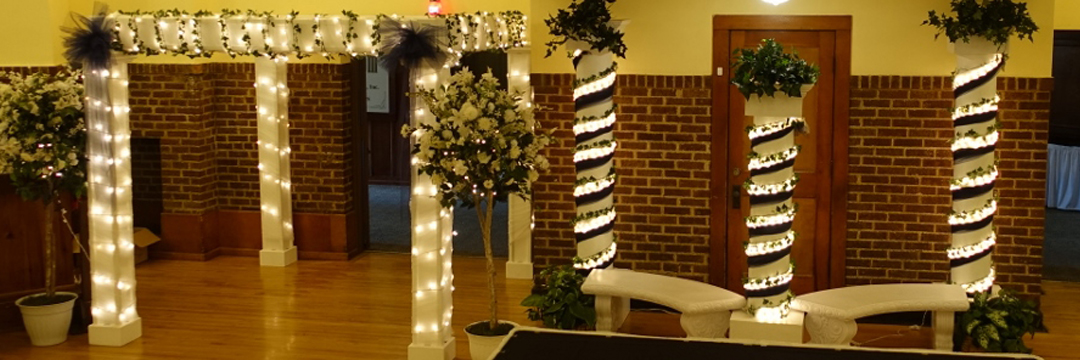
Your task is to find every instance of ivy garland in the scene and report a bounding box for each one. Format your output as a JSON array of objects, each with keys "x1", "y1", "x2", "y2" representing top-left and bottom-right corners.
[
  {"x1": 545, "y1": 0, "x2": 626, "y2": 58},
  {"x1": 109, "y1": 10, "x2": 526, "y2": 60},
  {"x1": 570, "y1": 206, "x2": 616, "y2": 227},
  {"x1": 923, "y1": 0, "x2": 1038, "y2": 46},
  {"x1": 571, "y1": 62, "x2": 618, "y2": 89},
  {"x1": 574, "y1": 167, "x2": 618, "y2": 187},
  {"x1": 574, "y1": 138, "x2": 617, "y2": 153},
  {"x1": 573, "y1": 104, "x2": 618, "y2": 126},
  {"x1": 952, "y1": 164, "x2": 1000, "y2": 188}
]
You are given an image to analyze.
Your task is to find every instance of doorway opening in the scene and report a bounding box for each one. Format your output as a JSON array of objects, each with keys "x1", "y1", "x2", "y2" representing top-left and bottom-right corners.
[{"x1": 363, "y1": 54, "x2": 510, "y2": 257}]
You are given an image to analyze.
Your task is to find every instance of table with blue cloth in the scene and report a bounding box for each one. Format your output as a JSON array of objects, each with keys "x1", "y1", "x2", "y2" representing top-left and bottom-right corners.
[
  {"x1": 491, "y1": 328, "x2": 1043, "y2": 360},
  {"x1": 1048, "y1": 144, "x2": 1080, "y2": 211}
]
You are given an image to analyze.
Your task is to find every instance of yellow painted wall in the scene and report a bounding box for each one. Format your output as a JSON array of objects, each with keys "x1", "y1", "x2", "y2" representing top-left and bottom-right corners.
[
  {"x1": 0, "y1": 0, "x2": 70, "y2": 66},
  {"x1": 1056, "y1": 0, "x2": 1080, "y2": 29},
  {"x1": 532, "y1": 0, "x2": 1056, "y2": 77}
]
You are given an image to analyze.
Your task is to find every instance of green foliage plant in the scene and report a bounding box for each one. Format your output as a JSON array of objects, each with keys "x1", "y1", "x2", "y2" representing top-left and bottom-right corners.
[
  {"x1": 521, "y1": 265, "x2": 596, "y2": 330},
  {"x1": 730, "y1": 38, "x2": 819, "y2": 100},
  {"x1": 923, "y1": 0, "x2": 1038, "y2": 46}
]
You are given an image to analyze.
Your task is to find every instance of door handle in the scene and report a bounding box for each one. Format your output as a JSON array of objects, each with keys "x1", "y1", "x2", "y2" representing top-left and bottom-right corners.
[{"x1": 732, "y1": 185, "x2": 741, "y2": 209}]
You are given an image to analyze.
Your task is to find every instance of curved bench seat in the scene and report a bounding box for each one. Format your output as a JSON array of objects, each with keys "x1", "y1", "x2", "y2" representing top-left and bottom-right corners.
[
  {"x1": 582, "y1": 268, "x2": 745, "y2": 338},
  {"x1": 790, "y1": 283, "x2": 969, "y2": 350}
]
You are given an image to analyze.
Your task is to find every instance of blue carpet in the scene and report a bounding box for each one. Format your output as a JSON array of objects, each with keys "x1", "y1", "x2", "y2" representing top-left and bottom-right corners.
[
  {"x1": 368, "y1": 184, "x2": 507, "y2": 257},
  {"x1": 1043, "y1": 208, "x2": 1080, "y2": 282}
]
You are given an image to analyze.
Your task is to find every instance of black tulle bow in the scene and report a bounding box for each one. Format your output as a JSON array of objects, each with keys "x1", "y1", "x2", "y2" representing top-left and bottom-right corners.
[
  {"x1": 377, "y1": 19, "x2": 448, "y2": 71},
  {"x1": 63, "y1": 9, "x2": 114, "y2": 69}
]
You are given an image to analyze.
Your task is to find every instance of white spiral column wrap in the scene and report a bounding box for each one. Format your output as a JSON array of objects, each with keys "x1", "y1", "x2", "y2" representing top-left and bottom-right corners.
[
  {"x1": 949, "y1": 38, "x2": 1002, "y2": 294},
  {"x1": 741, "y1": 88, "x2": 810, "y2": 322},
  {"x1": 571, "y1": 46, "x2": 618, "y2": 271}
]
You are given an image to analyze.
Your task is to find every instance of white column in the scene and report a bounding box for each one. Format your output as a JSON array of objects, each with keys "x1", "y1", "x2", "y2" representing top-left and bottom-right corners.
[
  {"x1": 255, "y1": 56, "x2": 297, "y2": 267},
  {"x1": 408, "y1": 65, "x2": 455, "y2": 360},
  {"x1": 505, "y1": 47, "x2": 533, "y2": 279},
  {"x1": 87, "y1": 56, "x2": 142, "y2": 346}
]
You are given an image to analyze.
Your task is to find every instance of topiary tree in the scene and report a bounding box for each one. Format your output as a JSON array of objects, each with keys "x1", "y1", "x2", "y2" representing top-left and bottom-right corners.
[{"x1": 0, "y1": 68, "x2": 86, "y2": 304}]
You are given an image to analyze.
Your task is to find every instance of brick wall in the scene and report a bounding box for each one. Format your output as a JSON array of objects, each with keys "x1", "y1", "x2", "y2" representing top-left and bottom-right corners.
[
  {"x1": 126, "y1": 63, "x2": 355, "y2": 215},
  {"x1": 847, "y1": 76, "x2": 1049, "y2": 295},
  {"x1": 531, "y1": 73, "x2": 1048, "y2": 296},
  {"x1": 532, "y1": 74, "x2": 714, "y2": 282}
]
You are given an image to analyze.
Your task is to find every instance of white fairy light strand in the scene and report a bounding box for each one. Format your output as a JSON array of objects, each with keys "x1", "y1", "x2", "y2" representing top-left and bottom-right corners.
[
  {"x1": 953, "y1": 54, "x2": 1004, "y2": 90},
  {"x1": 745, "y1": 206, "x2": 797, "y2": 228},
  {"x1": 745, "y1": 231, "x2": 796, "y2": 257},
  {"x1": 743, "y1": 267, "x2": 795, "y2": 291},
  {"x1": 960, "y1": 267, "x2": 996, "y2": 294},
  {"x1": 952, "y1": 95, "x2": 1000, "y2": 121},
  {"x1": 573, "y1": 141, "x2": 618, "y2": 163},
  {"x1": 574, "y1": 242, "x2": 617, "y2": 270},
  {"x1": 747, "y1": 146, "x2": 800, "y2": 170},
  {"x1": 948, "y1": 199, "x2": 998, "y2": 226},
  {"x1": 951, "y1": 166, "x2": 999, "y2": 191},
  {"x1": 747, "y1": 117, "x2": 803, "y2": 140},
  {"x1": 947, "y1": 233, "x2": 997, "y2": 260}
]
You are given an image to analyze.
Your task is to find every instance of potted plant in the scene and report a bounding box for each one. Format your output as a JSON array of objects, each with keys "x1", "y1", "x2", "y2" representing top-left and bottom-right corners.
[
  {"x1": 730, "y1": 38, "x2": 817, "y2": 321},
  {"x1": 0, "y1": 68, "x2": 87, "y2": 346},
  {"x1": 957, "y1": 290, "x2": 1043, "y2": 353},
  {"x1": 521, "y1": 265, "x2": 596, "y2": 330},
  {"x1": 923, "y1": 0, "x2": 1038, "y2": 48},
  {"x1": 403, "y1": 69, "x2": 554, "y2": 360},
  {"x1": 544, "y1": 0, "x2": 627, "y2": 58}
]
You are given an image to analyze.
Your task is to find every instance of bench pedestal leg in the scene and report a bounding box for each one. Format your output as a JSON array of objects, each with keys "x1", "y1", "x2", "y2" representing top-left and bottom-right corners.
[
  {"x1": 680, "y1": 312, "x2": 730, "y2": 338},
  {"x1": 933, "y1": 311, "x2": 955, "y2": 351},
  {"x1": 595, "y1": 295, "x2": 631, "y2": 332},
  {"x1": 805, "y1": 314, "x2": 857, "y2": 346}
]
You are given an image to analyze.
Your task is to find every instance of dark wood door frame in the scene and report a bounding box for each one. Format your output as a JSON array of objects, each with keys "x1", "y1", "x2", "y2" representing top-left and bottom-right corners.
[{"x1": 710, "y1": 15, "x2": 851, "y2": 289}]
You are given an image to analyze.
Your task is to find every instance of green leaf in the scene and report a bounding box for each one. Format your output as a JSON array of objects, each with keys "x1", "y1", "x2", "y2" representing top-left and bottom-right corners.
[{"x1": 521, "y1": 294, "x2": 545, "y2": 307}]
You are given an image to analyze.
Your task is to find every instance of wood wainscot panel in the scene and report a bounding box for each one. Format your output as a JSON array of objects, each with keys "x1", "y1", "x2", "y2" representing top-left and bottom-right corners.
[
  {"x1": 154, "y1": 211, "x2": 220, "y2": 261},
  {"x1": 215, "y1": 210, "x2": 361, "y2": 260}
]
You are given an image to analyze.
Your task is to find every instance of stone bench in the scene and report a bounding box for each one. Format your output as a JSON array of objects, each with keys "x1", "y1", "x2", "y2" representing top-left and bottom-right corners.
[
  {"x1": 581, "y1": 268, "x2": 746, "y2": 338},
  {"x1": 790, "y1": 283, "x2": 970, "y2": 350}
]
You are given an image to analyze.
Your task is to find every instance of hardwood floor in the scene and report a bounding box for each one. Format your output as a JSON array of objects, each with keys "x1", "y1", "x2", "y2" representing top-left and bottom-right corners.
[{"x1": 0, "y1": 253, "x2": 1077, "y2": 359}]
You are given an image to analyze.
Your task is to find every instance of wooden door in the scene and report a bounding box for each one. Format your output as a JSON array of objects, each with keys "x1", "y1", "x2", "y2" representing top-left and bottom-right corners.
[
  {"x1": 711, "y1": 16, "x2": 851, "y2": 293},
  {"x1": 367, "y1": 61, "x2": 411, "y2": 185},
  {"x1": 1051, "y1": 31, "x2": 1080, "y2": 146}
]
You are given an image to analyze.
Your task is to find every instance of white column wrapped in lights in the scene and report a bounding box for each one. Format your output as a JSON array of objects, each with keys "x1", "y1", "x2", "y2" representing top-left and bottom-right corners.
[
  {"x1": 948, "y1": 38, "x2": 1003, "y2": 294},
  {"x1": 505, "y1": 47, "x2": 534, "y2": 279},
  {"x1": 741, "y1": 85, "x2": 811, "y2": 322},
  {"x1": 254, "y1": 56, "x2": 297, "y2": 266},
  {"x1": 568, "y1": 32, "x2": 623, "y2": 271},
  {"x1": 408, "y1": 61, "x2": 456, "y2": 360},
  {"x1": 86, "y1": 57, "x2": 142, "y2": 346}
]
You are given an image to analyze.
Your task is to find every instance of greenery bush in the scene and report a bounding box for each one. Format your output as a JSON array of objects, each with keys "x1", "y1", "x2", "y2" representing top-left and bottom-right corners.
[
  {"x1": 923, "y1": 0, "x2": 1038, "y2": 46},
  {"x1": 520, "y1": 265, "x2": 596, "y2": 330},
  {"x1": 958, "y1": 289, "x2": 1044, "y2": 353},
  {"x1": 730, "y1": 38, "x2": 819, "y2": 100},
  {"x1": 544, "y1": 0, "x2": 627, "y2": 58}
]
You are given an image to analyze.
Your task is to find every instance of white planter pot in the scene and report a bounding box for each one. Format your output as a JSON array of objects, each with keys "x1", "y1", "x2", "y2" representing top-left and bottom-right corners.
[
  {"x1": 744, "y1": 84, "x2": 814, "y2": 119},
  {"x1": 948, "y1": 36, "x2": 1007, "y2": 56},
  {"x1": 466, "y1": 320, "x2": 518, "y2": 360},
  {"x1": 16, "y1": 292, "x2": 78, "y2": 346}
]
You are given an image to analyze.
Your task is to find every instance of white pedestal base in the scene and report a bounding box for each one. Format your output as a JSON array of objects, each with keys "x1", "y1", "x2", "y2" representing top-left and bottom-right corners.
[
  {"x1": 88, "y1": 318, "x2": 142, "y2": 346},
  {"x1": 260, "y1": 247, "x2": 298, "y2": 267},
  {"x1": 505, "y1": 261, "x2": 533, "y2": 279},
  {"x1": 729, "y1": 310, "x2": 804, "y2": 344},
  {"x1": 407, "y1": 338, "x2": 456, "y2": 360}
]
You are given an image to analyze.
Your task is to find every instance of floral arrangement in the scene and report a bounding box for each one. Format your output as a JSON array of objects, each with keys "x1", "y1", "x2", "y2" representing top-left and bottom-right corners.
[
  {"x1": 730, "y1": 38, "x2": 819, "y2": 100},
  {"x1": 924, "y1": 0, "x2": 1038, "y2": 46},
  {"x1": 544, "y1": 0, "x2": 627, "y2": 58},
  {"x1": 0, "y1": 68, "x2": 86, "y2": 196},
  {"x1": 402, "y1": 68, "x2": 553, "y2": 335},
  {"x1": 403, "y1": 69, "x2": 553, "y2": 210},
  {"x1": 0, "y1": 67, "x2": 86, "y2": 304}
]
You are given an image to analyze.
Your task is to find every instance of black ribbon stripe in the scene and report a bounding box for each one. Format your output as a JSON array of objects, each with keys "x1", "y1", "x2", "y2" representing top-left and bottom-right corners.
[
  {"x1": 951, "y1": 214, "x2": 994, "y2": 233},
  {"x1": 953, "y1": 110, "x2": 997, "y2": 127},
  {"x1": 949, "y1": 245, "x2": 994, "y2": 268},
  {"x1": 575, "y1": 85, "x2": 615, "y2": 111},
  {"x1": 576, "y1": 183, "x2": 615, "y2": 207},
  {"x1": 744, "y1": 282, "x2": 791, "y2": 298},
  {"x1": 575, "y1": 152, "x2": 615, "y2": 172},
  {"x1": 952, "y1": 181, "x2": 995, "y2": 201},
  {"x1": 953, "y1": 63, "x2": 1001, "y2": 98},
  {"x1": 576, "y1": 221, "x2": 614, "y2": 242},
  {"x1": 748, "y1": 221, "x2": 793, "y2": 238},
  {"x1": 750, "y1": 126, "x2": 794, "y2": 148},
  {"x1": 749, "y1": 157, "x2": 796, "y2": 177},
  {"x1": 747, "y1": 246, "x2": 792, "y2": 267},
  {"x1": 749, "y1": 190, "x2": 794, "y2": 206},
  {"x1": 575, "y1": 122, "x2": 614, "y2": 144},
  {"x1": 953, "y1": 144, "x2": 996, "y2": 161}
]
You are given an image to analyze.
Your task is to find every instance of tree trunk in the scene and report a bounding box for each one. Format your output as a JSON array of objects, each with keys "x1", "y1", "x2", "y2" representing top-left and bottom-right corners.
[
  {"x1": 43, "y1": 197, "x2": 56, "y2": 299},
  {"x1": 475, "y1": 192, "x2": 498, "y2": 330}
]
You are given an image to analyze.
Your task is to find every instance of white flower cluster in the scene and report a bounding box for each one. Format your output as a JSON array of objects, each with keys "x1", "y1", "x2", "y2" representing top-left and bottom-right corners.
[
  {"x1": 403, "y1": 69, "x2": 554, "y2": 208},
  {"x1": 0, "y1": 68, "x2": 86, "y2": 198}
]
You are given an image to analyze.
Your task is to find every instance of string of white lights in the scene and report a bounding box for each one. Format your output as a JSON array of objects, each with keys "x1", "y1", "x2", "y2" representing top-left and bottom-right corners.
[
  {"x1": 745, "y1": 175, "x2": 799, "y2": 196},
  {"x1": 947, "y1": 233, "x2": 997, "y2": 260},
  {"x1": 573, "y1": 140, "x2": 618, "y2": 163},
  {"x1": 953, "y1": 54, "x2": 1004, "y2": 90},
  {"x1": 572, "y1": 43, "x2": 619, "y2": 271},
  {"x1": 573, "y1": 241, "x2": 617, "y2": 270},
  {"x1": 745, "y1": 231, "x2": 796, "y2": 257},
  {"x1": 952, "y1": 129, "x2": 999, "y2": 152},
  {"x1": 747, "y1": 117, "x2": 803, "y2": 141},
  {"x1": 960, "y1": 267, "x2": 996, "y2": 294},
  {"x1": 743, "y1": 266, "x2": 795, "y2": 291},
  {"x1": 948, "y1": 199, "x2": 998, "y2": 226},
  {"x1": 952, "y1": 95, "x2": 1000, "y2": 121},
  {"x1": 747, "y1": 146, "x2": 800, "y2": 170},
  {"x1": 951, "y1": 166, "x2": 998, "y2": 190},
  {"x1": 573, "y1": 111, "x2": 617, "y2": 135}
]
